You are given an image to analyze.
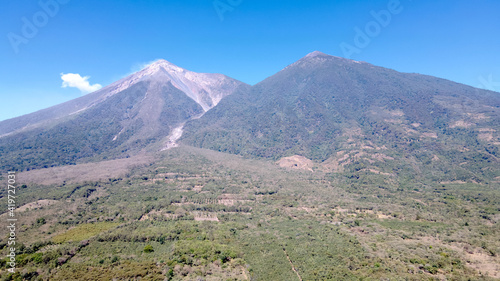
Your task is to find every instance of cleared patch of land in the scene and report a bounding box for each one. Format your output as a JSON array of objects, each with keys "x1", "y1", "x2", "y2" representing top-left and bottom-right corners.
[{"x1": 17, "y1": 154, "x2": 153, "y2": 185}]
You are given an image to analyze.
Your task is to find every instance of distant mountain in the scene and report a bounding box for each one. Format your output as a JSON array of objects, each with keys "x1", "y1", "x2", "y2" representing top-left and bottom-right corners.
[
  {"x1": 181, "y1": 51, "x2": 500, "y2": 183},
  {"x1": 0, "y1": 60, "x2": 248, "y2": 171}
]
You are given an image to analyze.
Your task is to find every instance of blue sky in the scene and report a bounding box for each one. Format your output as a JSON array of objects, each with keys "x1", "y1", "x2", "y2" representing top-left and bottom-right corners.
[{"x1": 1, "y1": 0, "x2": 499, "y2": 121}]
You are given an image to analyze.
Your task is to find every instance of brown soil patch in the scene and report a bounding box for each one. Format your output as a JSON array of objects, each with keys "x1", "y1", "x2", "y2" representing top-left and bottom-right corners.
[
  {"x1": 276, "y1": 155, "x2": 314, "y2": 172},
  {"x1": 450, "y1": 120, "x2": 474, "y2": 128},
  {"x1": 18, "y1": 155, "x2": 153, "y2": 185},
  {"x1": 17, "y1": 199, "x2": 58, "y2": 212},
  {"x1": 421, "y1": 132, "x2": 438, "y2": 138},
  {"x1": 467, "y1": 113, "x2": 490, "y2": 120},
  {"x1": 192, "y1": 212, "x2": 219, "y2": 222},
  {"x1": 478, "y1": 133, "x2": 494, "y2": 141},
  {"x1": 384, "y1": 118, "x2": 403, "y2": 124},
  {"x1": 364, "y1": 169, "x2": 393, "y2": 176},
  {"x1": 478, "y1": 128, "x2": 496, "y2": 132},
  {"x1": 139, "y1": 210, "x2": 179, "y2": 221},
  {"x1": 419, "y1": 237, "x2": 500, "y2": 278}
]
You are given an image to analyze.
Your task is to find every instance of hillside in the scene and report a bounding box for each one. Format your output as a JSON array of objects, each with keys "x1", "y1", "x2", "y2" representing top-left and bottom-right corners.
[
  {"x1": 181, "y1": 51, "x2": 500, "y2": 183},
  {"x1": 0, "y1": 60, "x2": 248, "y2": 171},
  {"x1": 0, "y1": 53, "x2": 499, "y2": 280},
  {"x1": 0, "y1": 146, "x2": 498, "y2": 280}
]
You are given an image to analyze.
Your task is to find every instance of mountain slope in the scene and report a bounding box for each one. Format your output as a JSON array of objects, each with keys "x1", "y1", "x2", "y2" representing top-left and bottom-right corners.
[
  {"x1": 0, "y1": 60, "x2": 248, "y2": 171},
  {"x1": 1, "y1": 53, "x2": 498, "y2": 281},
  {"x1": 181, "y1": 51, "x2": 500, "y2": 182},
  {"x1": 0, "y1": 60, "x2": 244, "y2": 137}
]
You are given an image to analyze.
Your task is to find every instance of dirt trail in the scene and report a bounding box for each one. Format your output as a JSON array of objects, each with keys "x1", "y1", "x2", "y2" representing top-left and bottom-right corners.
[{"x1": 283, "y1": 248, "x2": 302, "y2": 281}]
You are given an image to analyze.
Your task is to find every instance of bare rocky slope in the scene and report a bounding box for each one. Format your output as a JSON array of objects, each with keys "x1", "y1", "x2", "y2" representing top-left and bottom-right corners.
[{"x1": 0, "y1": 60, "x2": 249, "y2": 171}]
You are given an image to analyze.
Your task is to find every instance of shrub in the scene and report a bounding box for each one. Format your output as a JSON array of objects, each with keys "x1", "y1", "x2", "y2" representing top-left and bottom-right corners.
[{"x1": 143, "y1": 245, "x2": 154, "y2": 253}]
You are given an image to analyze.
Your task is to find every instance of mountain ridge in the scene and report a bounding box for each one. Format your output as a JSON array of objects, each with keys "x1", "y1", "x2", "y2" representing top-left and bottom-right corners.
[
  {"x1": 1, "y1": 52, "x2": 499, "y2": 281},
  {"x1": 181, "y1": 51, "x2": 500, "y2": 183},
  {"x1": 0, "y1": 59, "x2": 246, "y2": 136},
  {"x1": 1, "y1": 52, "x2": 499, "y2": 179},
  {"x1": 0, "y1": 60, "x2": 248, "y2": 171}
]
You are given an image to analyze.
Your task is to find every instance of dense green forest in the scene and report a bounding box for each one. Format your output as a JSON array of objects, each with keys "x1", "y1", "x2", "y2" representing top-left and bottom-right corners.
[{"x1": 181, "y1": 54, "x2": 500, "y2": 184}]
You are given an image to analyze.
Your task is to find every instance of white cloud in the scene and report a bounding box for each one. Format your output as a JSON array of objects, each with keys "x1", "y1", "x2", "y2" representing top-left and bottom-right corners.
[{"x1": 61, "y1": 73, "x2": 102, "y2": 94}]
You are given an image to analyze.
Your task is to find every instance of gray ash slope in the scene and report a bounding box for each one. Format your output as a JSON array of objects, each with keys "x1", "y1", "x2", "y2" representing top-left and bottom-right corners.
[{"x1": 0, "y1": 60, "x2": 249, "y2": 171}]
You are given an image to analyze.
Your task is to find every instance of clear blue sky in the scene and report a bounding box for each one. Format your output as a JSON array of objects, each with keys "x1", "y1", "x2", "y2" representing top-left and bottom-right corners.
[{"x1": 1, "y1": 0, "x2": 499, "y2": 121}]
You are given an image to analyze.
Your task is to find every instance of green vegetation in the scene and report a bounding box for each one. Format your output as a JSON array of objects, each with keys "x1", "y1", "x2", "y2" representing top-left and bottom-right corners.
[
  {"x1": 143, "y1": 245, "x2": 154, "y2": 253},
  {"x1": 0, "y1": 146, "x2": 498, "y2": 280},
  {"x1": 52, "y1": 222, "x2": 120, "y2": 243},
  {"x1": 182, "y1": 54, "x2": 500, "y2": 184},
  {"x1": 0, "y1": 52, "x2": 498, "y2": 280}
]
